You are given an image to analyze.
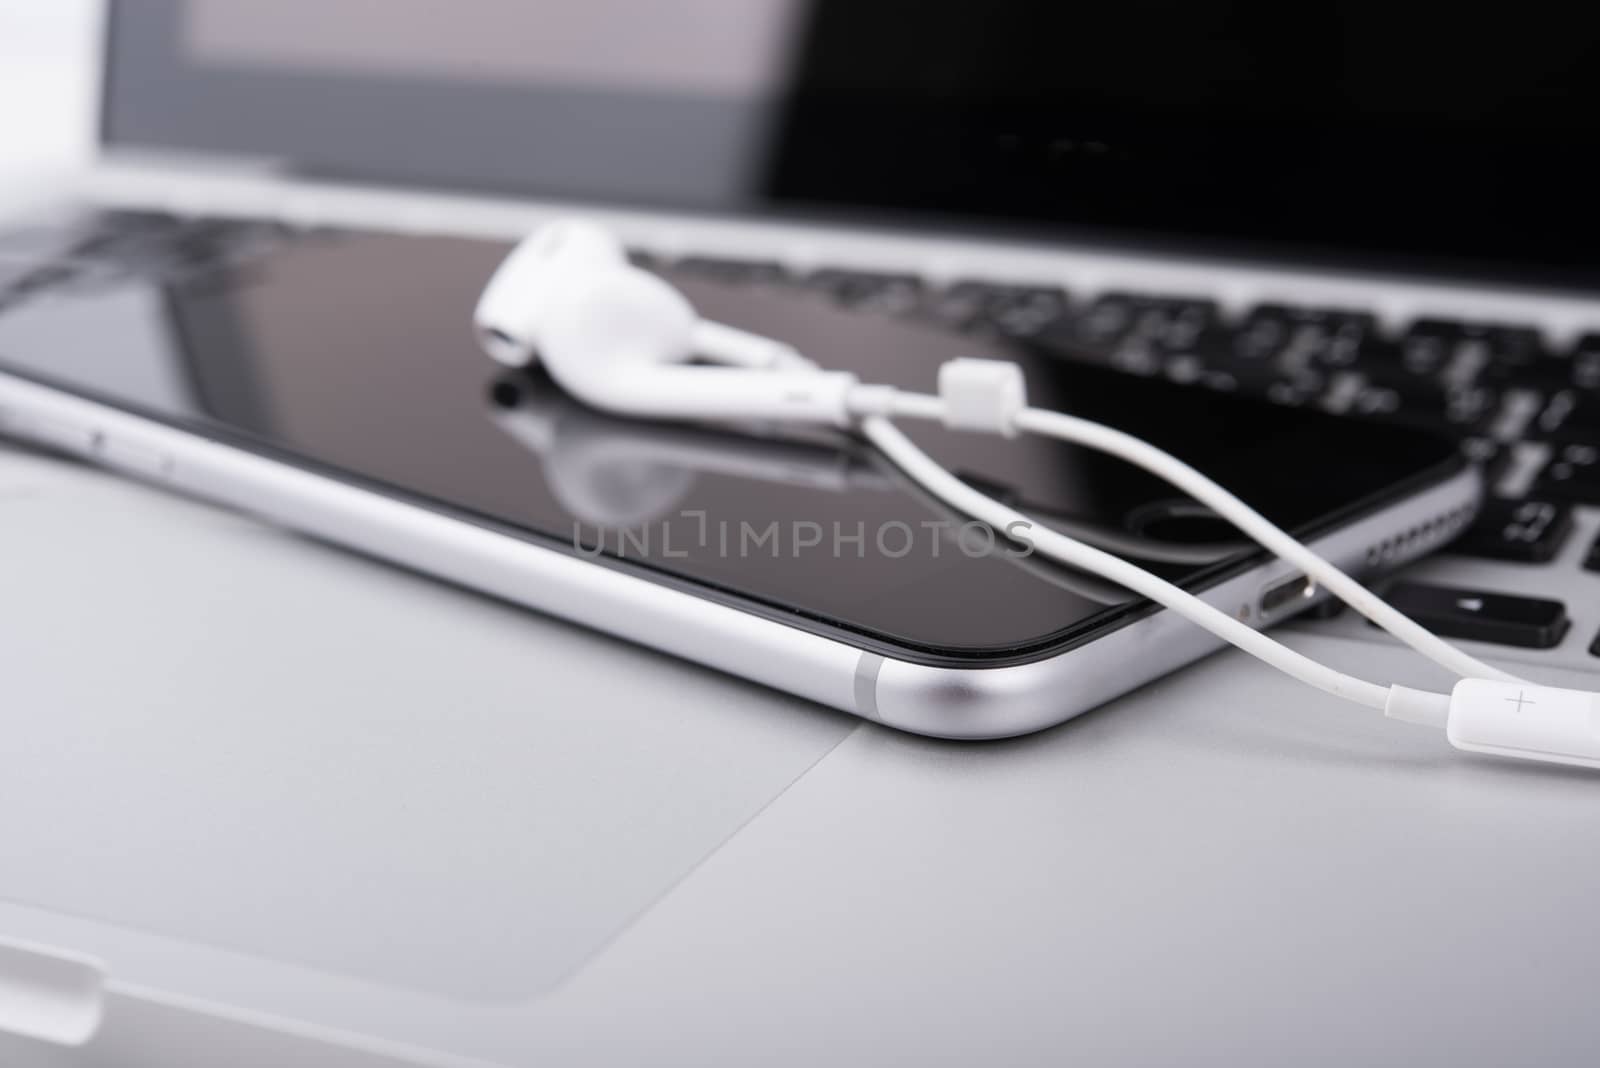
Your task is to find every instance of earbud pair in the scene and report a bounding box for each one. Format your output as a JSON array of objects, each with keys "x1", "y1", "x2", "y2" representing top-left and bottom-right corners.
[{"x1": 474, "y1": 220, "x2": 861, "y2": 426}]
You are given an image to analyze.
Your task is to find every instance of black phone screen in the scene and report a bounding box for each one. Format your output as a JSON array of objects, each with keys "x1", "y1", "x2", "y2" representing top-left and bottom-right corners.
[{"x1": 0, "y1": 223, "x2": 1462, "y2": 664}]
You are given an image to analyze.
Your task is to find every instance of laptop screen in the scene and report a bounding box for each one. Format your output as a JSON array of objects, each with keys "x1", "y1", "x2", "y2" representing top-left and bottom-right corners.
[{"x1": 104, "y1": 1, "x2": 1600, "y2": 287}]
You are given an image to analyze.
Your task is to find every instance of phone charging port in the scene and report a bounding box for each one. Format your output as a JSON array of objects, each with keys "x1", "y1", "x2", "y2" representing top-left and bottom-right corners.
[{"x1": 1261, "y1": 573, "x2": 1316, "y2": 617}]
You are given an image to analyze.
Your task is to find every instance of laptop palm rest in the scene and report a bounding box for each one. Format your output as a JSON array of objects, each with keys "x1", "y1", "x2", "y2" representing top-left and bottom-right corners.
[{"x1": 0, "y1": 447, "x2": 852, "y2": 1003}]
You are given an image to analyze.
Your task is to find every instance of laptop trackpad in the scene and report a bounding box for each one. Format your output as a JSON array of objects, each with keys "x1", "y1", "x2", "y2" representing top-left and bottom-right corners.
[{"x1": 0, "y1": 449, "x2": 853, "y2": 1001}]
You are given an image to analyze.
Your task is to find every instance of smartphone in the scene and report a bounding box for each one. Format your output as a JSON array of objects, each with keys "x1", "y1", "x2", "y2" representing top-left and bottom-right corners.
[{"x1": 0, "y1": 217, "x2": 1477, "y2": 737}]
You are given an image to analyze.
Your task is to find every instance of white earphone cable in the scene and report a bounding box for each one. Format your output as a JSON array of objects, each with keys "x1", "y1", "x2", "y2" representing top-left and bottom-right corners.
[
  {"x1": 862, "y1": 386, "x2": 1526, "y2": 687},
  {"x1": 859, "y1": 414, "x2": 1396, "y2": 711},
  {"x1": 475, "y1": 220, "x2": 1600, "y2": 770}
]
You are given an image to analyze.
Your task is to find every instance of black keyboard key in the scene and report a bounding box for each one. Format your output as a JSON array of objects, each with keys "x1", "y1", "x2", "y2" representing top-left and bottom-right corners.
[
  {"x1": 1232, "y1": 306, "x2": 1292, "y2": 361},
  {"x1": 1390, "y1": 321, "x2": 1555, "y2": 435},
  {"x1": 806, "y1": 269, "x2": 923, "y2": 314},
  {"x1": 1404, "y1": 318, "x2": 1547, "y2": 375},
  {"x1": 932, "y1": 282, "x2": 1069, "y2": 338},
  {"x1": 1311, "y1": 315, "x2": 1380, "y2": 368},
  {"x1": 1236, "y1": 304, "x2": 1379, "y2": 367},
  {"x1": 1379, "y1": 582, "x2": 1570, "y2": 649},
  {"x1": 1591, "y1": 629, "x2": 1600, "y2": 658},
  {"x1": 1452, "y1": 499, "x2": 1574, "y2": 563},
  {"x1": 1481, "y1": 343, "x2": 1577, "y2": 393},
  {"x1": 1570, "y1": 334, "x2": 1600, "y2": 391},
  {"x1": 62, "y1": 214, "x2": 290, "y2": 286},
  {"x1": 1475, "y1": 323, "x2": 1547, "y2": 367},
  {"x1": 1461, "y1": 436, "x2": 1510, "y2": 480},
  {"x1": 1532, "y1": 443, "x2": 1600, "y2": 504},
  {"x1": 1531, "y1": 390, "x2": 1600, "y2": 447},
  {"x1": 1213, "y1": 304, "x2": 1390, "y2": 407},
  {"x1": 1397, "y1": 324, "x2": 1453, "y2": 377},
  {"x1": 1055, "y1": 292, "x2": 1212, "y2": 347},
  {"x1": 1135, "y1": 298, "x2": 1219, "y2": 351},
  {"x1": 925, "y1": 282, "x2": 993, "y2": 327},
  {"x1": 1040, "y1": 293, "x2": 1223, "y2": 378},
  {"x1": 1375, "y1": 383, "x2": 1501, "y2": 437},
  {"x1": 673, "y1": 256, "x2": 790, "y2": 285},
  {"x1": 1066, "y1": 292, "x2": 1140, "y2": 347},
  {"x1": 1586, "y1": 533, "x2": 1600, "y2": 574},
  {"x1": 1354, "y1": 350, "x2": 1441, "y2": 398}
]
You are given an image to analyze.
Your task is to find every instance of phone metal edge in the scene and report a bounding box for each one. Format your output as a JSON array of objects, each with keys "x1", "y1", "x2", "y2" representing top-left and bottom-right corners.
[
  {"x1": 871, "y1": 467, "x2": 1480, "y2": 737},
  {"x1": 0, "y1": 371, "x2": 1481, "y2": 740}
]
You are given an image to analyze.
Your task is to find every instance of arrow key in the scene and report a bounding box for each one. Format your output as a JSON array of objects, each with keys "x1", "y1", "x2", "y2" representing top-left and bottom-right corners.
[
  {"x1": 1376, "y1": 582, "x2": 1570, "y2": 649},
  {"x1": 1452, "y1": 499, "x2": 1574, "y2": 563}
]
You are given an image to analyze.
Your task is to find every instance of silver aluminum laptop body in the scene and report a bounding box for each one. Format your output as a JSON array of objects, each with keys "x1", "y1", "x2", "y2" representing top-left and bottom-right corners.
[{"x1": 1, "y1": 4, "x2": 1599, "y2": 1065}]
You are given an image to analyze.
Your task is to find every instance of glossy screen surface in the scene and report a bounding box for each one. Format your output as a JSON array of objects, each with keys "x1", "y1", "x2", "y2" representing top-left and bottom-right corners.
[{"x1": 0, "y1": 227, "x2": 1461, "y2": 661}]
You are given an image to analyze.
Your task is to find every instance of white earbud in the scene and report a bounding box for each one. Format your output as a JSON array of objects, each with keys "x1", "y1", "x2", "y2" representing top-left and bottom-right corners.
[{"x1": 474, "y1": 220, "x2": 860, "y2": 426}]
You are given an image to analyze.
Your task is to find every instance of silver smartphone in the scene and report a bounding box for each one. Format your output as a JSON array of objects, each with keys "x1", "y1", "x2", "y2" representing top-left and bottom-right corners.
[{"x1": 0, "y1": 216, "x2": 1479, "y2": 737}]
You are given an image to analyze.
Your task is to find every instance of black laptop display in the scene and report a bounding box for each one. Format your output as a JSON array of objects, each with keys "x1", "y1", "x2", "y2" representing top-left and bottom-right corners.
[{"x1": 106, "y1": 0, "x2": 1600, "y2": 287}]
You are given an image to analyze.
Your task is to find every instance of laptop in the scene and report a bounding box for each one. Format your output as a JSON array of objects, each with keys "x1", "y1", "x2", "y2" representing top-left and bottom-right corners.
[{"x1": 0, "y1": 2, "x2": 1598, "y2": 1065}]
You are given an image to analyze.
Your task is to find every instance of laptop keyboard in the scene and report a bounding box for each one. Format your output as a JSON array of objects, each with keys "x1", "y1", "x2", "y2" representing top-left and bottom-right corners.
[
  {"x1": 4, "y1": 210, "x2": 1597, "y2": 660},
  {"x1": 670, "y1": 255, "x2": 1600, "y2": 501},
  {"x1": 530, "y1": 242, "x2": 1597, "y2": 533},
  {"x1": 0, "y1": 210, "x2": 294, "y2": 312}
]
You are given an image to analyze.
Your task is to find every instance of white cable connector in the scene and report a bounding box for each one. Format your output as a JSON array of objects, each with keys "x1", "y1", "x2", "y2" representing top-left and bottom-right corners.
[
  {"x1": 1390, "y1": 679, "x2": 1600, "y2": 769},
  {"x1": 938, "y1": 358, "x2": 1027, "y2": 436},
  {"x1": 1442, "y1": 680, "x2": 1600, "y2": 769}
]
